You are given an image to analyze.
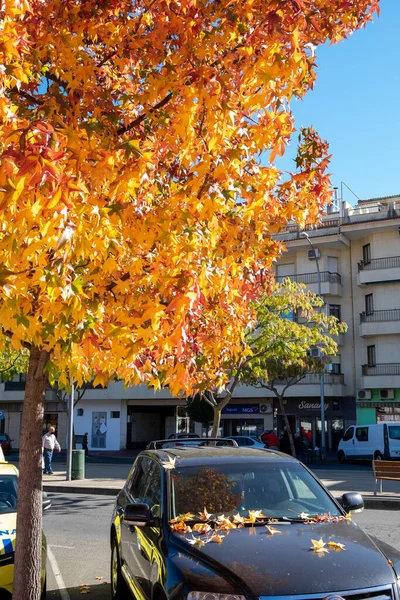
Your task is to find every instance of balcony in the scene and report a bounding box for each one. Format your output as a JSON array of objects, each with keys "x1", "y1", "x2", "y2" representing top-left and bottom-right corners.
[
  {"x1": 361, "y1": 363, "x2": 400, "y2": 389},
  {"x1": 360, "y1": 309, "x2": 400, "y2": 337},
  {"x1": 275, "y1": 271, "x2": 342, "y2": 296},
  {"x1": 277, "y1": 372, "x2": 346, "y2": 397},
  {"x1": 357, "y1": 256, "x2": 400, "y2": 286}
]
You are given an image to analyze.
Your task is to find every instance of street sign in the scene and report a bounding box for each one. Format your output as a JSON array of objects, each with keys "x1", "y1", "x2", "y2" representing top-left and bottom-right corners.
[{"x1": 0, "y1": 411, "x2": 4, "y2": 419}]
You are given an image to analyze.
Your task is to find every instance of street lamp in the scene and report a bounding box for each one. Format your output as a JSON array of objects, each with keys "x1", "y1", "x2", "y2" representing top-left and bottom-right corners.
[{"x1": 300, "y1": 231, "x2": 326, "y2": 460}]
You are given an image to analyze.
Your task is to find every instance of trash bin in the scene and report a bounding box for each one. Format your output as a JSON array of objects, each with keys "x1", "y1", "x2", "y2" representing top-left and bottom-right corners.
[{"x1": 71, "y1": 449, "x2": 85, "y2": 480}]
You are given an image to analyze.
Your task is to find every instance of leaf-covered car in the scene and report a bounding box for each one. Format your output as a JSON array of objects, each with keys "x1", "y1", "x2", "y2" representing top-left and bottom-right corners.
[
  {"x1": 110, "y1": 445, "x2": 400, "y2": 600},
  {"x1": 0, "y1": 457, "x2": 48, "y2": 599}
]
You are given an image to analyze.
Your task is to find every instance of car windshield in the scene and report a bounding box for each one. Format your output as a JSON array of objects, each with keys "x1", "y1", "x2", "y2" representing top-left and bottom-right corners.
[
  {"x1": 0, "y1": 475, "x2": 18, "y2": 514},
  {"x1": 170, "y1": 461, "x2": 341, "y2": 520}
]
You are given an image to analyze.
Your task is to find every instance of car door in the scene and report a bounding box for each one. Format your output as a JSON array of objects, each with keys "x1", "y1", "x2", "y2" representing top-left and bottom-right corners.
[
  {"x1": 353, "y1": 426, "x2": 370, "y2": 459},
  {"x1": 121, "y1": 457, "x2": 163, "y2": 599}
]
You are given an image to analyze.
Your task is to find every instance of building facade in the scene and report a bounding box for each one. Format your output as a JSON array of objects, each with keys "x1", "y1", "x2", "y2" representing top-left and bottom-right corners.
[
  {"x1": 1, "y1": 194, "x2": 399, "y2": 452},
  {"x1": 272, "y1": 193, "x2": 400, "y2": 449}
]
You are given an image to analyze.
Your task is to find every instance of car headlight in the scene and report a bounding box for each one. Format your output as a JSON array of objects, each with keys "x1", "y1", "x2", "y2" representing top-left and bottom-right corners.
[{"x1": 188, "y1": 594, "x2": 246, "y2": 600}]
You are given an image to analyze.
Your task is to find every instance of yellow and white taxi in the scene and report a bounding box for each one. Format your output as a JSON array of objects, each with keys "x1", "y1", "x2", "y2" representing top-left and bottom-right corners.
[{"x1": 0, "y1": 448, "x2": 48, "y2": 599}]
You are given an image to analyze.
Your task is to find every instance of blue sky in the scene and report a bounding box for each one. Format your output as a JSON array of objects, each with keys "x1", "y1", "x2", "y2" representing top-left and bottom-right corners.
[{"x1": 275, "y1": 0, "x2": 399, "y2": 205}]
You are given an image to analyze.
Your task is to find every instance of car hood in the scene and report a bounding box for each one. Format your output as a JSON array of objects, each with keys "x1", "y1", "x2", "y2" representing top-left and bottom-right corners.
[
  {"x1": 172, "y1": 521, "x2": 396, "y2": 596},
  {"x1": 0, "y1": 512, "x2": 16, "y2": 553}
]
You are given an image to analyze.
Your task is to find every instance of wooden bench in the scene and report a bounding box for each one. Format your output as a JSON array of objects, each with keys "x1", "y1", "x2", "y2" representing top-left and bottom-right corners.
[{"x1": 372, "y1": 460, "x2": 400, "y2": 495}]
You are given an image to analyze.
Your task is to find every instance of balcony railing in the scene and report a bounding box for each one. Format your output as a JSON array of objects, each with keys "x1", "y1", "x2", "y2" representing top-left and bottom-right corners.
[
  {"x1": 360, "y1": 309, "x2": 400, "y2": 323},
  {"x1": 280, "y1": 219, "x2": 340, "y2": 234},
  {"x1": 362, "y1": 363, "x2": 400, "y2": 376},
  {"x1": 358, "y1": 256, "x2": 400, "y2": 272},
  {"x1": 275, "y1": 271, "x2": 341, "y2": 285},
  {"x1": 276, "y1": 373, "x2": 344, "y2": 385},
  {"x1": 297, "y1": 373, "x2": 344, "y2": 385}
]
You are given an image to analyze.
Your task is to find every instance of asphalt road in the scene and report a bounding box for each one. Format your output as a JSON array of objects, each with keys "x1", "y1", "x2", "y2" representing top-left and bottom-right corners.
[
  {"x1": 43, "y1": 492, "x2": 400, "y2": 600},
  {"x1": 44, "y1": 493, "x2": 114, "y2": 599}
]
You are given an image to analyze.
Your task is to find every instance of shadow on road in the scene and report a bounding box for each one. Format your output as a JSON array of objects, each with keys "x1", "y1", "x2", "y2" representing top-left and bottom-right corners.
[
  {"x1": 48, "y1": 582, "x2": 111, "y2": 599},
  {"x1": 45, "y1": 493, "x2": 114, "y2": 516}
]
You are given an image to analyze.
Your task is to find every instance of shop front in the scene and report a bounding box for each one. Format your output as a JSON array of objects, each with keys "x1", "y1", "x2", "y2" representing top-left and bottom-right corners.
[
  {"x1": 220, "y1": 401, "x2": 273, "y2": 438},
  {"x1": 357, "y1": 400, "x2": 400, "y2": 425},
  {"x1": 274, "y1": 397, "x2": 355, "y2": 452}
]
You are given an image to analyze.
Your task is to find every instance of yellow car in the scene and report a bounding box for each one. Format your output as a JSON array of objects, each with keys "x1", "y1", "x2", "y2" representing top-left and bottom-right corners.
[{"x1": 0, "y1": 453, "x2": 48, "y2": 599}]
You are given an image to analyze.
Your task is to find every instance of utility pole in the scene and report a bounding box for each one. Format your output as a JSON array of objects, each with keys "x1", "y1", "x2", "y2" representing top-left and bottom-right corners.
[
  {"x1": 66, "y1": 382, "x2": 74, "y2": 481},
  {"x1": 301, "y1": 232, "x2": 326, "y2": 460}
]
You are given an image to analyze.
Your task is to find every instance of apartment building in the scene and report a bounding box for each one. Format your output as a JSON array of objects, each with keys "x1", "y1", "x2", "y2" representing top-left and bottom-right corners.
[
  {"x1": 271, "y1": 193, "x2": 400, "y2": 450},
  {"x1": 1, "y1": 194, "x2": 399, "y2": 452}
]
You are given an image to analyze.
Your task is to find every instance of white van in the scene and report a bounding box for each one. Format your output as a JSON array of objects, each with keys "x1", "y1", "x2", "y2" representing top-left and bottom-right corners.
[{"x1": 338, "y1": 423, "x2": 400, "y2": 462}]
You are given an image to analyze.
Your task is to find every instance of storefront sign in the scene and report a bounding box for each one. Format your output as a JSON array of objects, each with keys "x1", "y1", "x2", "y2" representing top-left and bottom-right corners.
[
  {"x1": 222, "y1": 404, "x2": 260, "y2": 415},
  {"x1": 298, "y1": 401, "x2": 330, "y2": 410}
]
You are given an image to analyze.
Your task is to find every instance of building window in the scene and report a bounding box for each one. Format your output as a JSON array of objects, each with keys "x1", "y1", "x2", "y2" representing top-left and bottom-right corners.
[
  {"x1": 362, "y1": 243, "x2": 371, "y2": 265},
  {"x1": 365, "y1": 293, "x2": 374, "y2": 315},
  {"x1": 329, "y1": 304, "x2": 341, "y2": 320},
  {"x1": 110, "y1": 411, "x2": 120, "y2": 419},
  {"x1": 329, "y1": 362, "x2": 341, "y2": 375},
  {"x1": 367, "y1": 345, "x2": 376, "y2": 367}
]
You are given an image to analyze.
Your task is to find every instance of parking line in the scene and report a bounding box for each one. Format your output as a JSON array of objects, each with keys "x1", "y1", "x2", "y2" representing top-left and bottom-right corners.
[{"x1": 47, "y1": 546, "x2": 70, "y2": 600}]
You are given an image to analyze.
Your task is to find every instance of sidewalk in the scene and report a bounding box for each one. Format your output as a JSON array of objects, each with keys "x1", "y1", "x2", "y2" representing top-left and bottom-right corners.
[{"x1": 35, "y1": 461, "x2": 400, "y2": 509}]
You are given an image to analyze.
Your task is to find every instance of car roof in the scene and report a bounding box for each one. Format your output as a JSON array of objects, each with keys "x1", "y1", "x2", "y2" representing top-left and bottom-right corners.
[
  {"x1": 226, "y1": 435, "x2": 259, "y2": 439},
  {"x1": 141, "y1": 446, "x2": 294, "y2": 467},
  {"x1": 0, "y1": 462, "x2": 18, "y2": 475}
]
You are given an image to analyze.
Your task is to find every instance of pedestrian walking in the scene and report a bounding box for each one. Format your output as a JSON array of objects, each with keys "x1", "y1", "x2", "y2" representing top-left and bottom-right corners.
[
  {"x1": 42, "y1": 426, "x2": 61, "y2": 474},
  {"x1": 262, "y1": 429, "x2": 280, "y2": 450}
]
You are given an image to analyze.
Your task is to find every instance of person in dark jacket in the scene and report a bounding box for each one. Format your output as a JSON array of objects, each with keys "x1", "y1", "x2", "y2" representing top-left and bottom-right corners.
[
  {"x1": 294, "y1": 431, "x2": 303, "y2": 461},
  {"x1": 279, "y1": 428, "x2": 292, "y2": 455}
]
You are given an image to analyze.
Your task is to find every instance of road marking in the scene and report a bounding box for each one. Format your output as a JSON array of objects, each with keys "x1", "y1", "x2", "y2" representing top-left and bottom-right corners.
[
  {"x1": 49, "y1": 544, "x2": 75, "y2": 550},
  {"x1": 47, "y1": 546, "x2": 70, "y2": 600}
]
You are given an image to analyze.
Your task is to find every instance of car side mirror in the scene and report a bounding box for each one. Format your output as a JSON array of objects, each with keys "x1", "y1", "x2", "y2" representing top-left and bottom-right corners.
[
  {"x1": 42, "y1": 492, "x2": 51, "y2": 512},
  {"x1": 124, "y1": 503, "x2": 160, "y2": 527},
  {"x1": 340, "y1": 492, "x2": 364, "y2": 513}
]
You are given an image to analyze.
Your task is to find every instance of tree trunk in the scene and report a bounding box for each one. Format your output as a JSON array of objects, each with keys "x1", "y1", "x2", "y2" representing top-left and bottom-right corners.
[
  {"x1": 13, "y1": 346, "x2": 49, "y2": 600},
  {"x1": 211, "y1": 406, "x2": 222, "y2": 438},
  {"x1": 277, "y1": 395, "x2": 296, "y2": 458}
]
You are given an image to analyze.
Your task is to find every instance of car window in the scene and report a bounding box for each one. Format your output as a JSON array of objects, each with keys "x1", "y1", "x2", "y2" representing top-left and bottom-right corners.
[
  {"x1": 128, "y1": 458, "x2": 151, "y2": 500},
  {"x1": 128, "y1": 458, "x2": 162, "y2": 517},
  {"x1": 389, "y1": 426, "x2": 400, "y2": 440},
  {"x1": 0, "y1": 475, "x2": 18, "y2": 513},
  {"x1": 0, "y1": 436, "x2": 8, "y2": 441},
  {"x1": 171, "y1": 462, "x2": 340, "y2": 519},
  {"x1": 355, "y1": 427, "x2": 368, "y2": 442},
  {"x1": 342, "y1": 427, "x2": 354, "y2": 441}
]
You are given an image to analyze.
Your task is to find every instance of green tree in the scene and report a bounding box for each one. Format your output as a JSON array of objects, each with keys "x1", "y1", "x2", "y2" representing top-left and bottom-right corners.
[
  {"x1": 186, "y1": 392, "x2": 215, "y2": 433},
  {"x1": 0, "y1": 345, "x2": 29, "y2": 381},
  {"x1": 202, "y1": 282, "x2": 346, "y2": 453}
]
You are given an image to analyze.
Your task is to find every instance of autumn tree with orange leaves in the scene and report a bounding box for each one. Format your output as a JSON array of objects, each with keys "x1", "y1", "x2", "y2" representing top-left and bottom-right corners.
[{"x1": 0, "y1": 0, "x2": 378, "y2": 597}]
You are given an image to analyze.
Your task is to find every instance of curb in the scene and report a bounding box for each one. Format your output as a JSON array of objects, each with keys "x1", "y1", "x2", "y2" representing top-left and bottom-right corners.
[
  {"x1": 363, "y1": 497, "x2": 400, "y2": 510},
  {"x1": 43, "y1": 485, "x2": 400, "y2": 508},
  {"x1": 43, "y1": 485, "x2": 120, "y2": 496}
]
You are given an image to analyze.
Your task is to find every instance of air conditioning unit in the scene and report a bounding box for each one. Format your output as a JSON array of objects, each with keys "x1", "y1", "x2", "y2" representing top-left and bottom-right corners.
[
  {"x1": 380, "y1": 389, "x2": 395, "y2": 400},
  {"x1": 260, "y1": 403, "x2": 272, "y2": 414},
  {"x1": 309, "y1": 347, "x2": 322, "y2": 358},
  {"x1": 307, "y1": 248, "x2": 321, "y2": 260},
  {"x1": 357, "y1": 390, "x2": 372, "y2": 400}
]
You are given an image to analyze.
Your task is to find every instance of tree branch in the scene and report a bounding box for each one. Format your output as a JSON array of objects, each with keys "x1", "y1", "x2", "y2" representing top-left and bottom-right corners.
[
  {"x1": 117, "y1": 92, "x2": 173, "y2": 135},
  {"x1": 10, "y1": 89, "x2": 44, "y2": 106}
]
